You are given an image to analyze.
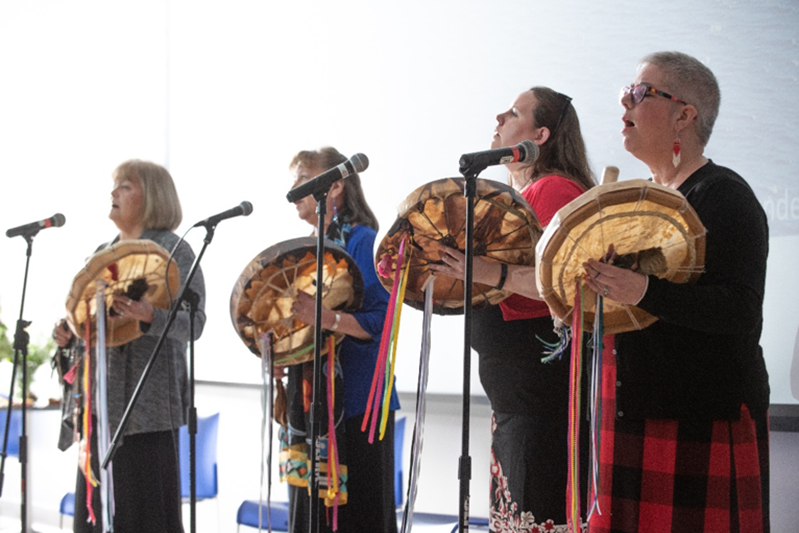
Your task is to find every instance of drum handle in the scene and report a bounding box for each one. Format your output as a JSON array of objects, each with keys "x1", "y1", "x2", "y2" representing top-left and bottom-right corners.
[{"x1": 601, "y1": 166, "x2": 620, "y2": 185}]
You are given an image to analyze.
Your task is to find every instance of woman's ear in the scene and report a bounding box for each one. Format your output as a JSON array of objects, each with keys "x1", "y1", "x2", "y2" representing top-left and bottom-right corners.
[
  {"x1": 674, "y1": 103, "x2": 699, "y2": 132},
  {"x1": 329, "y1": 180, "x2": 345, "y2": 203},
  {"x1": 532, "y1": 126, "x2": 551, "y2": 146}
]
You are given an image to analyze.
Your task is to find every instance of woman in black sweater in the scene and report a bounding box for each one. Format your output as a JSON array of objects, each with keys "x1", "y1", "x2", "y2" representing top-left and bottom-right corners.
[{"x1": 583, "y1": 52, "x2": 770, "y2": 533}]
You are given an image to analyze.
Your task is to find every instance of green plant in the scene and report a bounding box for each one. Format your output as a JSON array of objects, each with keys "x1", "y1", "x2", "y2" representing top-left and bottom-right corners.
[{"x1": 0, "y1": 311, "x2": 55, "y2": 401}]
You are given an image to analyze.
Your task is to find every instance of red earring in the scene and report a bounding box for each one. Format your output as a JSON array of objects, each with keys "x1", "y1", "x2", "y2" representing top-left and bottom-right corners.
[{"x1": 672, "y1": 137, "x2": 681, "y2": 168}]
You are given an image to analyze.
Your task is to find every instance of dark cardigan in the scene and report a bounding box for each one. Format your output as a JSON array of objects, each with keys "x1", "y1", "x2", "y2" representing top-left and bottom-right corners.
[{"x1": 615, "y1": 161, "x2": 770, "y2": 421}]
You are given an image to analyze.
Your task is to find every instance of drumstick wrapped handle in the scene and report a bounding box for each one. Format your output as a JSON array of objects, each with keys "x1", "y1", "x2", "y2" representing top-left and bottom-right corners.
[{"x1": 601, "y1": 166, "x2": 620, "y2": 185}]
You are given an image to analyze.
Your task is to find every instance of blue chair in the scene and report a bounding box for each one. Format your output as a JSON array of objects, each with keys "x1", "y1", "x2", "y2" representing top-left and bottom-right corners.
[
  {"x1": 238, "y1": 417, "x2": 407, "y2": 531},
  {"x1": 0, "y1": 408, "x2": 21, "y2": 457},
  {"x1": 59, "y1": 413, "x2": 221, "y2": 527},
  {"x1": 236, "y1": 499, "x2": 290, "y2": 532},
  {"x1": 59, "y1": 492, "x2": 75, "y2": 529},
  {"x1": 394, "y1": 415, "x2": 485, "y2": 532},
  {"x1": 399, "y1": 511, "x2": 459, "y2": 531},
  {"x1": 450, "y1": 516, "x2": 490, "y2": 532},
  {"x1": 394, "y1": 416, "x2": 406, "y2": 508},
  {"x1": 179, "y1": 412, "x2": 220, "y2": 500}
]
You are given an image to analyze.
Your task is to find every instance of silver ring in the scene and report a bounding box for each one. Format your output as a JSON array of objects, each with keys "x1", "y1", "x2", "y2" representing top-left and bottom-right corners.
[
  {"x1": 119, "y1": 310, "x2": 125, "y2": 317},
  {"x1": 603, "y1": 286, "x2": 609, "y2": 297},
  {"x1": 126, "y1": 299, "x2": 133, "y2": 307}
]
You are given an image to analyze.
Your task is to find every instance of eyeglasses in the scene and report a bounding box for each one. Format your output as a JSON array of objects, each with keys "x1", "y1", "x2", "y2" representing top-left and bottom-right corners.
[{"x1": 621, "y1": 83, "x2": 687, "y2": 106}]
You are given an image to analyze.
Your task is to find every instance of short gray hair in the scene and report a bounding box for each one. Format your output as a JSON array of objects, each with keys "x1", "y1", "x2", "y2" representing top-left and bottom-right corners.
[{"x1": 639, "y1": 51, "x2": 721, "y2": 146}]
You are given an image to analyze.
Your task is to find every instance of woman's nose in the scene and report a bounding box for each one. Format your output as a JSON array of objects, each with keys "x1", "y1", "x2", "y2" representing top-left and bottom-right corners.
[{"x1": 620, "y1": 91, "x2": 633, "y2": 109}]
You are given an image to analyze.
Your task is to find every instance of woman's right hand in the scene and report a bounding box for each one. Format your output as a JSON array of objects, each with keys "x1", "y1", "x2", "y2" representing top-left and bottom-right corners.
[
  {"x1": 53, "y1": 319, "x2": 73, "y2": 348},
  {"x1": 428, "y1": 243, "x2": 502, "y2": 286}
]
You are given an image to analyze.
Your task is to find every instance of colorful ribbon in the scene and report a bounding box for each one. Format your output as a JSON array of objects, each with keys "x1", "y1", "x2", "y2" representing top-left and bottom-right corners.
[
  {"x1": 258, "y1": 333, "x2": 274, "y2": 532},
  {"x1": 586, "y1": 293, "x2": 604, "y2": 521},
  {"x1": 326, "y1": 335, "x2": 341, "y2": 530},
  {"x1": 95, "y1": 286, "x2": 114, "y2": 527},
  {"x1": 81, "y1": 299, "x2": 98, "y2": 524},
  {"x1": 362, "y1": 235, "x2": 409, "y2": 442},
  {"x1": 378, "y1": 243, "x2": 412, "y2": 441},
  {"x1": 566, "y1": 280, "x2": 584, "y2": 533}
]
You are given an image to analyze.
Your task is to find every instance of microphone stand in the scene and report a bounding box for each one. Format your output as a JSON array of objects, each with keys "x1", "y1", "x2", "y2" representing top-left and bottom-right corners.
[
  {"x1": 454, "y1": 162, "x2": 488, "y2": 532},
  {"x1": 102, "y1": 230, "x2": 209, "y2": 533},
  {"x1": 307, "y1": 188, "x2": 330, "y2": 533},
  {"x1": 286, "y1": 180, "x2": 334, "y2": 533},
  {"x1": 1, "y1": 232, "x2": 37, "y2": 533},
  {"x1": 184, "y1": 287, "x2": 200, "y2": 533}
]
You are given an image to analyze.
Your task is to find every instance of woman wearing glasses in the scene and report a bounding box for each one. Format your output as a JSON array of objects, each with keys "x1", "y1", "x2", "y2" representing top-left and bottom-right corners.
[
  {"x1": 583, "y1": 52, "x2": 770, "y2": 532},
  {"x1": 432, "y1": 87, "x2": 595, "y2": 530},
  {"x1": 286, "y1": 147, "x2": 400, "y2": 533}
]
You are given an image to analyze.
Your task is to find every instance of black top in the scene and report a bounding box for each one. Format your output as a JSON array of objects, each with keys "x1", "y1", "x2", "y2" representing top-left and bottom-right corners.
[
  {"x1": 473, "y1": 303, "x2": 573, "y2": 416},
  {"x1": 615, "y1": 161, "x2": 770, "y2": 420}
]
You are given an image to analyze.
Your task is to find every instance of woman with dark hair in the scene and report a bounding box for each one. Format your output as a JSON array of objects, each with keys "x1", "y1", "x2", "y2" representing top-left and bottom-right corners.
[
  {"x1": 431, "y1": 87, "x2": 595, "y2": 530},
  {"x1": 584, "y1": 51, "x2": 770, "y2": 533},
  {"x1": 54, "y1": 160, "x2": 205, "y2": 532},
  {"x1": 284, "y1": 147, "x2": 400, "y2": 533}
]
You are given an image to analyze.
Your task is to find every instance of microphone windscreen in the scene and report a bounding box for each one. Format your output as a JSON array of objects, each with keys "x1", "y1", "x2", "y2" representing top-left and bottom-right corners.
[
  {"x1": 240, "y1": 201, "x2": 254, "y2": 216},
  {"x1": 53, "y1": 213, "x2": 66, "y2": 227},
  {"x1": 351, "y1": 153, "x2": 369, "y2": 173},
  {"x1": 519, "y1": 140, "x2": 539, "y2": 164}
]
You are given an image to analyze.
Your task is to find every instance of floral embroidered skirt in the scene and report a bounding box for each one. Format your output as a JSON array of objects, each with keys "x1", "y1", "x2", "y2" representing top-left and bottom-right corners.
[{"x1": 489, "y1": 411, "x2": 588, "y2": 532}]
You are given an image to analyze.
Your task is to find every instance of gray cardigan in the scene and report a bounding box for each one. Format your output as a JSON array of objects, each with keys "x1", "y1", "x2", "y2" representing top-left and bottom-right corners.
[{"x1": 58, "y1": 229, "x2": 206, "y2": 451}]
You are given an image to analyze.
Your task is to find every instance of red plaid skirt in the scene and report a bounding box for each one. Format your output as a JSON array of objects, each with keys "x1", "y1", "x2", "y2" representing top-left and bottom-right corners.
[{"x1": 587, "y1": 336, "x2": 770, "y2": 533}]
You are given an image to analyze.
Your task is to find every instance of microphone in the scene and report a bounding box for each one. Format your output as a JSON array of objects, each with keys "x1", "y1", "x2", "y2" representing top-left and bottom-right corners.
[
  {"x1": 6, "y1": 213, "x2": 66, "y2": 238},
  {"x1": 459, "y1": 140, "x2": 539, "y2": 173},
  {"x1": 286, "y1": 153, "x2": 369, "y2": 203},
  {"x1": 193, "y1": 201, "x2": 253, "y2": 228}
]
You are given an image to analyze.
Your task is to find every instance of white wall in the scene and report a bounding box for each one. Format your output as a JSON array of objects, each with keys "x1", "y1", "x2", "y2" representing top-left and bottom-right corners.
[{"x1": 1, "y1": 0, "x2": 798, "y2": 405}]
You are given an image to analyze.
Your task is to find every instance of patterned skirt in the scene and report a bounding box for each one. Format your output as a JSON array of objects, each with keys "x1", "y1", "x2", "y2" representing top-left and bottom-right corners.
[
  {"x1": 587, "y1": 337, "x2": 770, "y2": 533},
  {"x1": 489, "y1": 411, "x2": 588, "y2": 532},
  {"x1": 282, "y1": 356, "x2": 348, "y2": 533}
]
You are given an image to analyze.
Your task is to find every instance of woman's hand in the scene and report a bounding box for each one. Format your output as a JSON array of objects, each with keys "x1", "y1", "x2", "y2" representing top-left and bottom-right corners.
[
  {"x1": 427, "y1": 243, "x2": 542, "y2": 300},
  {"x1": 427, "y1": 244, "x2": 502, "y2": 287},
  {"x1": 291, "y1": 290, "x2": 326, "y2": 327},
  {"x1": 291, "y1": 289, "x2": 372, "y2": 339},
  {"x1": 582, "y1": 245, "x2": 648, "y2": 305},
  {"x1": 111, "y1": 294, "x2": 155, "y2": 324},
  {"x1": 53, "y1": 319, "x2": 74, "y2": 348},
  {"x1": 291, "y1": 290, "x2": 316, "y2": 325}
]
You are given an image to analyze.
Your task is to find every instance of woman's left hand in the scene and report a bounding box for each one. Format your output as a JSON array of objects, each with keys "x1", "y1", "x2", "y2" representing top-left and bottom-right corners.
[
  {"x1": 111, "y1": 294, "x2": 155, "y2": 324},
  {"x1": 582, "y1": 256, "x2": 648, "y2": 305}
]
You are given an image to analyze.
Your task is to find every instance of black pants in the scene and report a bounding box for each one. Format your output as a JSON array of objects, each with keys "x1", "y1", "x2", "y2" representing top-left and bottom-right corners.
[{"x1": 74, "y1": 428, "x2": 183, "y2": 533}]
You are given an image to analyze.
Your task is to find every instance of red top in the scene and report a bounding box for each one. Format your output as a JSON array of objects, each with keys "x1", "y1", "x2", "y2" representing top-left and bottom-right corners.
[{"x1": 499, "y1": 174, "x2": 586, "y2": 321}]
